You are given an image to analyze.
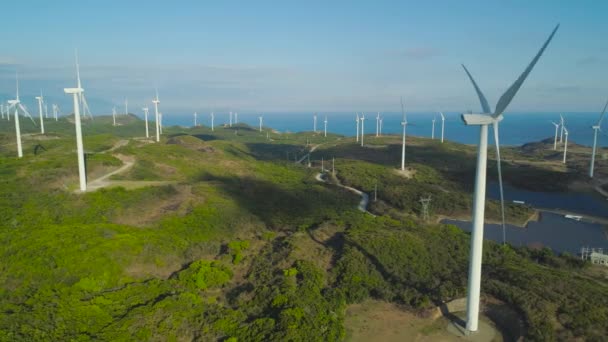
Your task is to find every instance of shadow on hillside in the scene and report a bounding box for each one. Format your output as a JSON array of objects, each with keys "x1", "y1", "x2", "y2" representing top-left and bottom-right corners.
[
  {"x1": 198, "y1": 173, "x2": 357, "y2": 231},
  {"x1": 192, "y1": 134, "x2": 220, "y2": 142},
  {"x1": 245, "y1": 142, "x2": 308, "y2": 161}
]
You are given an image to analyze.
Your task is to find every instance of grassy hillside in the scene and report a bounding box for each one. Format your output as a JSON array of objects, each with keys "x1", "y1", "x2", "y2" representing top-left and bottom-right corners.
[{"x1": 0, "y1": 116, "x2": 606, "y2": 341}]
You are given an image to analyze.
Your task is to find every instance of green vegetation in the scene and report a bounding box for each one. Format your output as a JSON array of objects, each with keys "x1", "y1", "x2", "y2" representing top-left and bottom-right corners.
[{"x1": 0, "y1": 116, "x2": 606, "y2": 341}]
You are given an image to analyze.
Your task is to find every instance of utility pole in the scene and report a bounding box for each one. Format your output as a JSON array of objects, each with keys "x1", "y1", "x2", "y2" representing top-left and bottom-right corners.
[{"x1": 419, "y1": 195, "x2": 432, "y2": 221}]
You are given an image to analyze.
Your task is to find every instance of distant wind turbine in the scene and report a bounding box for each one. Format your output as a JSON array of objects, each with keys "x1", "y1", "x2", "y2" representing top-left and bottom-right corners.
[
  {"x1": 379, "y1": 116, "x2": 383, "y2": 136},
  {"x1": 143, "y1": 106, "x2": 149, "y2": 138},
  {"x1": 559, "y1": 114, "x2": 565, "y2": 143},
  {"x1": 551, "y1": 121, "x2": 559, "y2": 150},
  {"x1": 324, "y1": 115, "x2": 328, "y2": 137},
  {"x1": 112, "y1": 107, "x2": 117, "y2": 126},
  {"x1": 8, "y1": 73, "x2": 36, "y2": 158},
  {"x1": 259, "y1": 115, "x2": 263, "y2": 132},
  {"x1": 35, "y1": 91, "x2": 45, "y2": 134},
  {"x1": 376, "y1": 112, "x2": 380, "y2": 137},
  {"x1": 589, "y1": 99, "x2": 608, "y2": 178},
  {"x1": 360, "y1": 114, "x2": 365, "y2": 146},
  {"x1": 431, "y1": 115, "x2": 436, "y2": 140},
  {"x1": 194, "y1": 112, "x2": 197, "y2": 127},
  {"x1": 153, "y1": 88, "x2": 160, "y2": 142},
  {"x1": 64, "y1": 55, "x2": 87, "y2": 191},
  {"x1": 52, "y1": 104, "x2": 60, "y2": 121},
  {"x1": 211, "y1": 112, "x2": 215, "y2": 131},
  {"x1": 356, "y1": 113, "x2": 360, "y2": 142},
  {"x1": 234, "y1": 112, "x2": 238, "y2": 124},
  {"x1": 313, "y1": 113, "x2": 318, "y2": 133},
  {"x1": 229, "y1": 111, "x2": 233, "y2": 127},
  {"x1": 44, "y1": 103, "x2": 48, "y2": 119},
  {"x1": 440, "y1": 112, "x2": 446, "y2": 143},
  {"x1": 459, "y1": 24, "x2": 558, "y2": 333},
  {"x1": 563, "y1": 126, "x2": 569, "y2": 164},
  {"x1": 400, "y1": 98, "x2": 407, "y2": 171}
]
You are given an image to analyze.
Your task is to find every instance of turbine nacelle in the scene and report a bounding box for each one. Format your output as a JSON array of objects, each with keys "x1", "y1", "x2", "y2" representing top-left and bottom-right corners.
[
  {"x1": 64, "y1": 88, "x2": 84, "y2": 95},
  {"x1": 461, "y1": 113, "x2": 502, "y2": 126}
]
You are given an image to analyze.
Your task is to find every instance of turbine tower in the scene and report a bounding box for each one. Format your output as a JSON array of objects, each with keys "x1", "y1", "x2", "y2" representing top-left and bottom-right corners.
[
  {"x1": 356, "y1": 113, "x2": 360, "y2": 142},
  {"x1": 360, "y1": 114, "x2": 365, "y2": 146},
  {"x1": 440, "y1": 112, "x2": 446, "y2": 143},
  {"x1": 112, "y1": 106, "x2": 117, "y2": 126},
  {"x1": 143, "y1": 106, "x2": 150, "y2": 138},
  {"x1": 379, "y1": 116, "x2": 383, "y2": 136},
  {"x1": 563, "y1": 126, "x2": 569, "y2": 164},
  {"x1": 53, "y1": 104, "x2": 60, "y2": 121},
  {"x1": 559, "y1": 114, "x2": 565, "y2": 143},
  {"x1": 259, "y1": 115, "x2": 263, "y2": 132},
  {"x1": 64, "y1": 56, "x2": 87, "y2": 191},
  {"x1": 313, "y1": 113, "x2": 317, "y2": 133},
  {"x1": 211, "y1": 112, "x2": 215, "y2": 131},
  {"x1": 194, "y1": 112, "x2": 197, "y2": 127},
  {"x1": 153, "y1": 89, "x2": 160, "y2": 142},
  {"x1": 376, "y1": 112, "x2": 380, "y2": 137},
  {"x1": 551, "y1": 121, "x2": 559, "y2": 150},
  {"x1": 35, "y1": 92, "x2": 45, "y2": 134},
  {"x1": 44, "y1": 103, "x2": 48, "y2": 119},
  {"x1": 234, "y1": 112, "x2": 238, "y2": 124},
  {"x1": 324, "y1": 115, "x2": 328, "y2": 137},
  {"x1": 589, "y1": 100, "x2": 607, "y2": 178},
  {"x1": 400, "y1": 98, "x2": 408, "y2": 171},
  {"x1": 460, "y1": 24, "x2": 558, "y2": 333},
  {"x1": 229, "y1": 111, "x2": 233, "y2": 127},
  {"x1": 7, "y1": 74, "x2": 36, "y2": 158}
]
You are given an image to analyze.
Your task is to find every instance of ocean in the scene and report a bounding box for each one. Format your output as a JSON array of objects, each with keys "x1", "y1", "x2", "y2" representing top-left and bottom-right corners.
[{"x1": 159, "y1": 112, "x2": 607, "y2": 148}]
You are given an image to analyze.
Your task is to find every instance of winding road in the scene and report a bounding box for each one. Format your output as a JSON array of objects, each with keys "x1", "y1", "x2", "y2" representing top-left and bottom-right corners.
[{"x1": 315, "y1": 172, "x2": 374, "y2": 216}]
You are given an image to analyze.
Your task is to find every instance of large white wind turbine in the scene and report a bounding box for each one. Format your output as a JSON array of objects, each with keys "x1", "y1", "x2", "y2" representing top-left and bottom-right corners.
[
  {"x1": 65, "y1": 56, "x2": 87, "y2": 191},
  {"x1": 589, "y1": 100, "x2": 608, "y2": 178},
  {"x1": 75, "y1": 50, "x2": 93, "y2": 119},
  {"x1": 35, "y1": 92, "x2": 45, "y2": 134},
  {"x1": 460, "y1": 24, "x2": 558, "y2": 333},
  {"x1": 551, "y1": 121, "x2": 559, "y2": 150},
  {"x1": 8, "y1": 74, "x2": 36, "y2": 158},
  {"x1": 440, "y1": 112, "x2": 445, "y2": 143},
  {"x1": 356, "y1": 113, "x2": 360, "y2": 142},
  {"x1": 153, "y1": 89, "x2": 161, "y2": 142},
  {"x1": 324, "y1": 115, "x2": 328, "y2": 137},
  {"x1": 563, "y1": 126, "x2": 569, "y2": 164},
  {"x1": 400, "y1": 98, "x2": 407, "y2": 171},
  {"x1": 431, "y1": 115, "x2": 436, "y2": 140},
  {"x1": 52, "y1": 104, "x2": 60, "y2": 121},
  {"x1": 143, "y1": 106, "x2": 149, "y2": 138}
]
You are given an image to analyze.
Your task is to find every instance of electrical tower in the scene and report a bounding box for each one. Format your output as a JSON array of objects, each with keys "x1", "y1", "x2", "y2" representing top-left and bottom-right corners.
[{"x1": 419, "y1": 195, "x2": 432, "y2": 221}]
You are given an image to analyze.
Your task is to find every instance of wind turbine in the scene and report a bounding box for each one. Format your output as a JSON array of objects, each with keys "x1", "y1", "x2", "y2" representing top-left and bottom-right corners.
[
  {"x1": 112, "y1": 106, "x2": 117, "y2": 126},
  {"x1": 234, "y1": 112, "x2": 238, "y2": 124},
  {"x1": 52, "y1": 104, "x2": 60, "y2": 121},
  {"x1": 400, "y1": 98, "x2": 408, "y2": 171},
  {"x1": 7, "y1": 74, "x2": 36, "y2": 158},
  {"x1": 551, "y1": 121, "x2": 559, "y2": 150},
  {"x1": 75, "y1": 50, "x2": 93, "y2": 119},
  {"x1": 431, "y1": 115, "x2": 436, "y2": 140},
  {"x1": 563, "y1": 126, "x2": 569, "y2": 164},
  {"x1": 229, "y1": 111, "x2": 233, "y2": 127},
  {"x1": 356, "y1": 113, "x2": 360, "y2": 142},
  {"x1": 559, "y1": 114, "x2": 565, "y2": 143},
  {"x1": 153, "y1": 89, "x2": 160, "y2": 142},
  {"x1": 194, "y1": 112, "x2": 198, "y2": 127},
  {"x1": 211, "y1": 112, "x2": 215, "y2": 131},
  {"x1": 360, "y1": 114, "x2": 365, "y2": 146},
  {"x1": 35, "y1": 92, "x2": 45, "y2": 134},
  {"x1": 460, "y1": 24, "x2": 558, "y2": 333},
  {"x1": 376, "y1": 112, "x2": 380, "y2": 137},
  {"x1": 589, "y1": 100, "x2": 608, "y2": 178},
  {"x1": 313, "y1": 113, "x2": 318, "y2": 133},
  {"x1": 143, "y1": 106, "x2": 149, "y2": 138},
  {"x1": 379, "y1": 116, "x2": 383, "y2": 136},
  {"x1": 64, "y1": 56, "x2": 87, "y2": 191},
  {"x1": 324, "y1": 115, "x2": 328, "y2": 137},
  {"x1": 259, "y1": 115, "x2": 263, "y2": 132},
  {"x1": 440, "y1": 112, "x2": 446, "y2": 143},
  {"x1": 44, "y1": 103, "x2": 48, "y2": 119}
]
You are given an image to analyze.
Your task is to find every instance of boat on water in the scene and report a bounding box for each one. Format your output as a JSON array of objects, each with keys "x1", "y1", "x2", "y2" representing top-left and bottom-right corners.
[
  {"x1": 565, "y1": 214, "x2": 583, "y2": 221},
  {"x1": 513, "y1": 200, "x2": 525, "y2": 204}
]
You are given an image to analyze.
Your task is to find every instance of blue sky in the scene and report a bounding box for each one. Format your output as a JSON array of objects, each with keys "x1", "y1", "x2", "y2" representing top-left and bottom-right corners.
[{"x1": 1, "y1": 1, "x2": 607, "y2": 115}]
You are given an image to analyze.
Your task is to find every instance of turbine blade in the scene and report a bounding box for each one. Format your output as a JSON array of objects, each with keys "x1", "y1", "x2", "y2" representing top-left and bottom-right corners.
[
  {"x1": 461, "y1": 64, "x2": 492, "y2": 114},
  {"x1": 493, "y1": 122, "x2": 506, "y2": 245},
  {"x1": 494, "y1": 24, "x2": 559, "y2": 117},
  {"x1": 597, "y1": 98, "x2": 608, "y2": 126},
  {"x1": 19, "y1": 103, "x2": 37, "y2": 125}
]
